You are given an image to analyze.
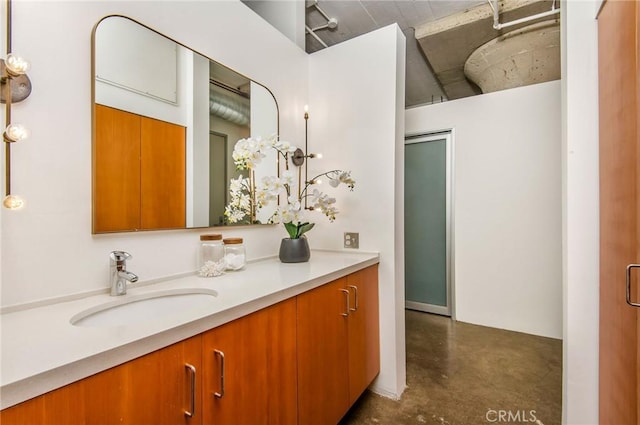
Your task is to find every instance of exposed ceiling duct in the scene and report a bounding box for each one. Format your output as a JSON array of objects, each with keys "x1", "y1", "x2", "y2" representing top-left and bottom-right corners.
[
  {"x1": 464, "y1": 19, "x2": 560, "y2": 94},
  {"x1": 415, "y1": 0, "x2": 561, "y2": 100},
  {"x1": 209, "y1": 89, "x2": 250, "y2": 126}
]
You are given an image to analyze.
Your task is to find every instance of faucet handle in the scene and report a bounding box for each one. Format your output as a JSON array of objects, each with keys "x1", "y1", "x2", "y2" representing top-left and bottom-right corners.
[{"x1": 110, "y1": 251, "x2": 132, "y2": 263}]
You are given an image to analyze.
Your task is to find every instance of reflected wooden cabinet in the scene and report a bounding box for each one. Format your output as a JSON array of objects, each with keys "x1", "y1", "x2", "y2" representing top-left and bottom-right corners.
[
  {"x1": 201, "y1": 298, "x2": 298, "y2": 425},
  {"x1": 297, "y1": 265, "x2": 380, "y2": 425},
  {"x1": 94, "y1": 104, "x2": 186, "y2": 232},
  {"x1": 0, "y1": 336, "x2": 202, "y2": 425}
]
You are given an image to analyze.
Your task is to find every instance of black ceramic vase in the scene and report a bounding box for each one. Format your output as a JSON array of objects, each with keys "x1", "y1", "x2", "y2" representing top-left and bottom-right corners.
[{"x1": 279, "y1": 237, "x2": 310, "y2": 263}]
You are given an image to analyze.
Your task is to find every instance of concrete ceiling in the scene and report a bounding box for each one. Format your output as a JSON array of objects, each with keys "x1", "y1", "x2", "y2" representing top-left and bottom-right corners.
[
  {"x1": 305, "y1": 0, "x2": 560, "y2": 107},
  {"x1": 305, "y1": 0, "x2": 485, "y2": 107}
]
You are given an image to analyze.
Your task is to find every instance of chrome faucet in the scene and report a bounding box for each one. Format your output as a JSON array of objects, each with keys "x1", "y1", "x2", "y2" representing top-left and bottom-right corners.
[{"x1": 109, "y1": 251, "x2": 138, "y2": 296}]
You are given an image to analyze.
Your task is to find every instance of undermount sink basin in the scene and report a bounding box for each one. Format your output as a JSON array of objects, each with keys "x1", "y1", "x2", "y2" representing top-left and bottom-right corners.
[{"x1": 70, "y1": 288, "x2": 219, "y2": 327}]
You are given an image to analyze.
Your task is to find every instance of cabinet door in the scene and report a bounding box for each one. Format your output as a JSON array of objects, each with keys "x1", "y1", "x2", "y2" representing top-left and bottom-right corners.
[
  {"x1": 0, "y1": 336, "x2": 202, "y2": 425},
  {"x1": 83, "y1": 335, "x2": 202, "y2": 425},
  {"x1": 94, "y1": 104, "x2": 141, "y2": 232},
  {"x1": 347, "y1": 265, "x2": 380, "y2": 404},
  {"x1": 202, "y1": 299, "x2": 297, "y2": 425},
  {"x1": 0, "y1": 381, "x2": 85, "y2": 425},
  {"x1": 297, "y1": 278, "x2": 350, "y2": 425},
  {"x1": 140, "y1": 116, "x2": 186, "y2": 229}
]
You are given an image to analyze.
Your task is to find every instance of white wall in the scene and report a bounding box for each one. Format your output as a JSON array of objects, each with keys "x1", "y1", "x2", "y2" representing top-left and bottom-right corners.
[
  {"x1": 243, "y1": 0, "x2": 306, "y2": 50},
  {"x1": 94, "y1": 16, "x2": 187, "y2": 125},
  {"x1": 251, "y1": 81, "x2": 280, "y2": 223},
  {"x1": 1, "y1": 0, "x2": 308, "y2": 308},
  {"x1": 308, "y1": 24, "x2": 407, "y2": 398},
  {"x1": 406, "y1": 81, "x2": 563, "y2": 339},
  {"x1": 562, "y1": 1, "x2": 600, "y2": 423},
  {"x1": 189, "y1": 52, "x2": 212, "y2": 228},
  {"x1": 2, "y1": 0, "x2": 407, "y2": 402}
]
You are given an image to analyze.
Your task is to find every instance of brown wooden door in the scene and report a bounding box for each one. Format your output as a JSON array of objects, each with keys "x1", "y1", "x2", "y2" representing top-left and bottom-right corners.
[
  {"x1": 94, "y1": 104, "x2": 141, "y2": 232},
  {"x1": 347, "y1": 265, "x2": 380, "y2": 405},
  {"x1": 297, "y1": 278, "x2": 350, "y2": 425},
  {"x1": 140, "y1": 116, "x2": 186, "y2": 229},
  {"x1": 598, "y1": 0, "x2": 640, "y2": 423},
  {"x1": 0, "y1": 336, "x2": 202, "y2": 425},
  {"x1": 201, "y1": 299, "x2": 297, "y2": 425}
]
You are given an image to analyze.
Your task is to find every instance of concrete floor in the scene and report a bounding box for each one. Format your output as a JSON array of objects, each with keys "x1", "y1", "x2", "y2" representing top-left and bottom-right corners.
[{"x1": 340, "y1": 310, "x2": 562, "y2": 425}]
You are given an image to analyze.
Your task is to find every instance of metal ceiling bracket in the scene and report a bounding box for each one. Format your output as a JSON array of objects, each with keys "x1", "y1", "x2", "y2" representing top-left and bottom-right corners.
[
  {"x1": 305, "y1": 0, "x2": 338, "y2": 49},
  {"x1": 489, "y1": 0, "x2": 560, "y2": 31}
]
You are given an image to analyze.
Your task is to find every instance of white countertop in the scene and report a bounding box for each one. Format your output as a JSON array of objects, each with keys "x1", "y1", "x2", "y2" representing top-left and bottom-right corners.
[{"x1": 0, "y1": 250, "x2": 379, "y2": 409}]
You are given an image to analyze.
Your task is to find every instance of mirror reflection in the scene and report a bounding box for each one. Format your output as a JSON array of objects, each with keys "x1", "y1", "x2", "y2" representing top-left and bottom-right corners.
[{"x1": 92, "y1": 16, "x2": 278, "y2": 233}]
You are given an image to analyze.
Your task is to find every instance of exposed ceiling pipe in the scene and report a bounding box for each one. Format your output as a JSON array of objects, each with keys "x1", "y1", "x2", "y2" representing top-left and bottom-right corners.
[
  {"x1": 305, "y1": 24, "x2": 328, "y2": 48},
  {"x1": 305, "y1": 0, "x2": 338, "y2": 49},
  {"x1": 209, "y1": 89, "x2": 250, "y2": 126},
  {"x1": 489, "y1": 0, "x2": 560, "y2": 31}
]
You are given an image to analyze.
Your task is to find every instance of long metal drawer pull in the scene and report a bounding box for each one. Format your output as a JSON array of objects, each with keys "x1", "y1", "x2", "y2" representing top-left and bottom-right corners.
[
  {"x1": 184, "y1": 363, "x2": 196, "y2": 417},
  {"x1": 339, "y1": 289, "x2": 350, "y2": 317},
  {"x1": 213, "y1": 349, "x2": 225, "y2": 398},
  {"x1": 347, "y1": 285, "x2": 359, "y2": 311},
  {"x1": 625, "y1": 264, "x2": 640, "y2": 307}
]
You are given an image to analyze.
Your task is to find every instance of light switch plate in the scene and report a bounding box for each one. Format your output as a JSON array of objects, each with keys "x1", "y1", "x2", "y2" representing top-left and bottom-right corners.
[{"x1": 344, "y1": 232, "x2": 359, "y2": 249}]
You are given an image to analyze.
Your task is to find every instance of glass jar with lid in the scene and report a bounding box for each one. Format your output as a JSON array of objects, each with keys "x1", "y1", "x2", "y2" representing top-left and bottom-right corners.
[
  {"x1": 223, "y1": 238, "x2": 246, "y2": 271},
  {"x1": 198, "y1": 234, "x2": 224, "y2": 277}
]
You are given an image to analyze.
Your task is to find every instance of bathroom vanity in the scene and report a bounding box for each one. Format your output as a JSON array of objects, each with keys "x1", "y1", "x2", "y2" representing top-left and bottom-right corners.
[{"x1": 0, "y1": 251, "x2": 379, "y2": 425}]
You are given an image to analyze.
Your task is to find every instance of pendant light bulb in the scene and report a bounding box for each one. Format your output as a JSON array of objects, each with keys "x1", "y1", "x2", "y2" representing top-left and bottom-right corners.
[
  {"x1": 3, "y1": 194, "x2": 25, "y2": 210},
  {"x1": 5, "y1": 53, "x2": 31, "y2": 76},
  {"x1": 4, "y1": 123, "x2": 30, "y2": 142}
]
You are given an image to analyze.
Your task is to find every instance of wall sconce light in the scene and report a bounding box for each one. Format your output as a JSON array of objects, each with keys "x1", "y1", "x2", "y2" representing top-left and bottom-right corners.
[
  {"x1": 1, "y1": 54, "x2": 32, "y2": 104},
  {"x1": 291, "y1": 105, "x2": 323, "y2": 167},
  {"x1": 289, "y1": 104, "x2": 324, "y2": 209},
  {"x1": 3, "y1": 122, "x2": 29, "y2": 142},
  {"x1": 2, "y1": 0, "x2": 32, "y2": 210},
  {"x1": 291, "y1": 149, "x2": 323, "y2": 167}
]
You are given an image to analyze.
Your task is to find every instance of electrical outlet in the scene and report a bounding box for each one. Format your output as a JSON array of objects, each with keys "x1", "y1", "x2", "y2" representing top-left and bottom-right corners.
[{"x1": 344, "y1": 232, "x2": 359, "y2": 249}]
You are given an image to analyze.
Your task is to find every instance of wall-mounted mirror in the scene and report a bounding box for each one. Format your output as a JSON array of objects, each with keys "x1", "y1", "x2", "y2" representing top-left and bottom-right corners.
[{"x1": 92, "y1": 15, "x2": 278, "y2": 233}]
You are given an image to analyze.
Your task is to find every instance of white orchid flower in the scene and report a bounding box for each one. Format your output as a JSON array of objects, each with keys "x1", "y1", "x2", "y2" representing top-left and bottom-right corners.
[
  {"x1": 281, "y1": 170, "x2": 296, "y2": 186},
  {"x1": 274, "y1": 140, "x2": 298, "y2": 153},
  {"x1": 229, "y1": 175, "x2": 246, "y2": 194}
]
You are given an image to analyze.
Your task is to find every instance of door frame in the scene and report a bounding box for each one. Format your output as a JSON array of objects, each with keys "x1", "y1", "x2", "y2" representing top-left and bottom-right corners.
[
  {"x1": 209, "y1": 130, "x2": 228, "y2": 226},
  {"x1": 404, "y1": 129, "x2": 456, "y2": 319}
]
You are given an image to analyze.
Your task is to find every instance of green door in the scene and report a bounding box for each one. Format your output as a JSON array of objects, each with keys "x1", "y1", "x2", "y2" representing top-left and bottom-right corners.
[{"x1": 404, "y1": 133, "x2": 451, "y2": 316}]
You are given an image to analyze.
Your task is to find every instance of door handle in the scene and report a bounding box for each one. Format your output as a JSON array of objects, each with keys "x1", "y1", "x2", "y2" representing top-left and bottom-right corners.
[
  {"x1": 184, "y1": 364, "x2": 196, "y2": 417},
  {"x1": 626, "y1": 264, "x2": 640, "y2": 307},
  {"x1": 213, "y1": 349, "x2": 225, "y2": 398},
  {"x1": 339, "y1": 289, "x2": 350, "y2": 317},
  {"x1": 347, "y1": 285, "x2": 359, "y2": 312}
]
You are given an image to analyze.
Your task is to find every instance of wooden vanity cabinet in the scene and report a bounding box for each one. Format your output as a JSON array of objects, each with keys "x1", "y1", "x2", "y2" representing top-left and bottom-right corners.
[
  {"x1": 201, "y1": 298, "x2": 298, "y2": 425},
  {"x1": 297, "y1": 265, "x2": 380, "y2": 425},
  {"x1": 1, "y1": 265, "x2": 379, "y2": 425},
  {"x1": 346, "y1": 265, "x2": 380, "y2": 405},
  {"x1": 94, "y1": 104, "x2": 186, "y2": 232},
  {"x1": 0, "y1": 335, "x2": 202, "y2": 425}
]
